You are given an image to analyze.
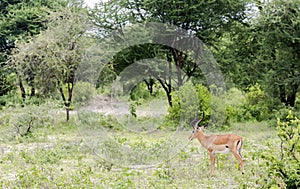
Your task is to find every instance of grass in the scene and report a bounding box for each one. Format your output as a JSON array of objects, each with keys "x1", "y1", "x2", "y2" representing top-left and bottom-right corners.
[{"x1": 0, "y1": 110, "x2": 278, "y2": 188}]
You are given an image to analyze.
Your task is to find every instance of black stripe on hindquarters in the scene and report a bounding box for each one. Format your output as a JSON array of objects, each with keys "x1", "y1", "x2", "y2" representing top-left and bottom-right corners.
[{"x1": 237, "y1": 140, "x2": 243, "y2": 158}]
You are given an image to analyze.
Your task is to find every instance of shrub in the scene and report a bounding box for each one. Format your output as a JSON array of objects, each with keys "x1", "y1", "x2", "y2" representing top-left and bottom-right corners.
[
  {"x1": 73, "y1": 81, "x2": 96, "y2": 106},
  {"x1": 225, "y1": 88, "x2": 246, "y2": 122},
  {"x1": 167, "y1": 82, "x2": 211, "y2": 127},
  {"x1": 242, "y1": 84, "x2": 271, "y2": 121},
  {"x1": 130, "y1": 82, "x2": 151, "y2": 101},
  {"x1": 0, "y1": 91, "x2": 24, "y2": 109},
  {"x1": 261, "y1": 111, "x2": 300, "y2": 188},
  {"x1": 0, "y1": 70, "x2": 16, "y2": 96},
  {"x1": 76, "y1": 111, "x2": 122, "y2": 131},
  {"x1": 8, "y1": 101, "x2": 60, "y2": 137}
]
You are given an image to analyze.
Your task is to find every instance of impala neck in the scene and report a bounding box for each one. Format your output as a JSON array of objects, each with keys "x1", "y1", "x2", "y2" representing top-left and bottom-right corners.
[{"x1": 196, "y1": 130, "x2": 207, "y2": 146}]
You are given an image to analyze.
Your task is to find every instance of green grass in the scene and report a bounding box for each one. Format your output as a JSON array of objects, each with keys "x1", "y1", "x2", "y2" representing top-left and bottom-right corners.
[{"x1": 0, "y1": 115, "x2": 278, "y2": 188}]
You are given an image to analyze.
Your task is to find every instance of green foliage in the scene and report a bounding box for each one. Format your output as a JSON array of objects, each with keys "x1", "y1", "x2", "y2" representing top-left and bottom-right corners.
[
  {"x1": 0, "y1": 91, "x2": 59, "y2": 111},
  {"x1": 242, "y1": 84, "x2": 271, "y2": 121},
  {"x1": 233, "y1": 86, "x2": 296, "y2": 125},
  {"x1": 92, "y1": 0, "x2": 249, "y2": 109},
  {"x1": 167, "y1": 83, "x2": 273, "y2": 127},
  {"x1": 129, "y1": 101, "x2": 137, "y2": 118},
  {"x1": 0, "y1": 67, "x2": 16, "y2": 96},
  {"x1": 0, "y1": 0, "x2": 67, "y2": 97},
  {"x1": 72, "y1": 81, "x2": 96, "y2": 106},
  {"x1": 77, "y1": 111, "x2": 123, "y2": 131},
  {"x1": 130, "y1": 82, "x2": 151, "y2": 101},
  {"x1": 153, "y1": 164, "x2": 175, "y2": 184},
  {"x1": 113, "y1": 0, "x2": 248, "y2": 43},
  {"x1": 167, "y1": 83, "x2": 298, "y2": 125},
  {"x1": 167, "y1": 82, "x2": 211, "y2": 126},
  {"x1": 8, "y1": 4, "x2": 91, "y2": 94},
  {"x1": 225, "y1": 85, "x2": 284, "y2": 123},
  {"x1": 98, "y1": 135, "x2": 174, "y2": 166},
  {"x1": 216, "y1": 0, "x2": 300, "y2": 109},
  {"x1": 261, "y1": 111, "x2": 300, "y2": 188},
  {"x1": 225, "y1": 87, "x2": 246, "y2": 122},
  {"x1": 0, "y1": 0, "x2": 67, "y2": 51},
  {"x1": 7, "y1": 4, "x2": 92, "y2": 121},
  {"x1": 0, "y1": 91, "x2": 22, "y2": 110},
  {"x1": 227, "y1": 84, "x2": 274, "y2": 122},
  {"x1": 8, "y1": 101, "x2": 60, "y2": 137},
  {"x1": 257, "y1": 0, "x2": 300, "y2": 107}
]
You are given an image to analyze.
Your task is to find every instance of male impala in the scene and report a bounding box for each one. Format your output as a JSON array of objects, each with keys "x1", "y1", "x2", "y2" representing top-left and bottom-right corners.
[{"x1": 189, "y1": 113, "x2": 244, "y2": 176}]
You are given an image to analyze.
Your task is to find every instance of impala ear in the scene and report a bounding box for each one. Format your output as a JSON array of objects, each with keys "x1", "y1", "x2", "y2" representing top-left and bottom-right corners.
[{"x1": 203, "y1": 124, "x2": 208, "y2": 129}]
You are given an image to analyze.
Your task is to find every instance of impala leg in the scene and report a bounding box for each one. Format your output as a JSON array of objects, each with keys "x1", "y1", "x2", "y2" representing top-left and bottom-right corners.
[
  {"x1": 232, "y1": 151, "x2": 244, "y2": 174},
  {"x1": 209, "y1": 152, "x2": 216, "y2": 177}
]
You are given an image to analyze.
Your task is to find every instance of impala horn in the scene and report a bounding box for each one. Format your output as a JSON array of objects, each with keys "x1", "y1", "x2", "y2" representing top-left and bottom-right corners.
[
  {"x1": 190, "y1": 112, "x2": 199, "y2": 128},
  {"x1": 191, "y1": 112, "x2": 205, "y2": 128}
]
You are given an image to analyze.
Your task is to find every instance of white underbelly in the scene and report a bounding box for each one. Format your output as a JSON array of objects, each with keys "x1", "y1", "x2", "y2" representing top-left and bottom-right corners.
[{"x1": 214, "y1": 148, "x2": 230, "y2": 154}]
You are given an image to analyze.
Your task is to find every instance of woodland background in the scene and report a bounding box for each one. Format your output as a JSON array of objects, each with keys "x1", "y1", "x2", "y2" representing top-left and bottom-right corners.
[{"x1": 0, "y1": 0, "x2": 299, "y2": 188}]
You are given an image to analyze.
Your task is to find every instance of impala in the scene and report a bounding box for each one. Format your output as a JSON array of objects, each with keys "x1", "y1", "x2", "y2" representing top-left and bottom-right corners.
[{"x1": 189, "y1": 113, "x2": 244, "y2": 176}]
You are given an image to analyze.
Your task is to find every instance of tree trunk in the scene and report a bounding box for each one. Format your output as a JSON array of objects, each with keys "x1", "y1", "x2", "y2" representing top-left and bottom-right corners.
[
  {"x1": 152, "y1": 54, "x2": 173, "y2": 107},
  {"x1": 65, "y1": 102, "x2": 70, "y2": 122},
  {"x1": 177, "y1": 66, "x2": 183, "y2": 87},
  {"x1": 279, "y1": 84, "x2": 299, "y2": 107},
  {"x1": 19, "y1": 78, "x2": 26, "y2": 99},
  {"x1": 157, "y1": 78, "x2": 172, "y2": 107},
  {"x1": 28, "y1": 75, "x2": 35, "y2": 97},
  {"x1": 58, "y1": 84, "x2": 69, "y2": 122},
  {"x1": 279, "y1": 85, "x2": 287, "y2": 104},
  {"x1": 58, "y1": 71, "x2": 75, "y2": 122},
  {"x1": 287, "y1": 93, "x2": 296, "y2": 107},
  {"x1": 144, "y1": 78, "x2": 155, "y2": 95},
  {"x1": 286, "y1": 84, "x2": 299, "y2": 107},
  {"x1": 172, "y1": 49, "x2": 183, "y2": 87},
  {"x1": 166, "y1": 91, "x2": 172, "y2": 107},
  {"x1": 30, "y1": 87, "x2": 35, "y2": 97}
]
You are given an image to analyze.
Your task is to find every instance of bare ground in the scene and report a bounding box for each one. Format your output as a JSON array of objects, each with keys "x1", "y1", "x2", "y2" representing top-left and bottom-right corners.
[{"x1": 79, "y1": 94, "x2": 168, "y2": 117}]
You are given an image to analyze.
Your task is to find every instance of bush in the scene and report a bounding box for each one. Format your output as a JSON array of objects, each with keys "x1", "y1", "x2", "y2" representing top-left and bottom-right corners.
[
  {"x1": 225, "y1": 88, "x2": 246, "y2": 122},
  {"x1": 77, "y1": 111, "x2": 123, "y2": 131},
  {"x1": 242, "y1": 84, "x2": 271, "y2": 121},
  {"x1": 225, "y1": 85, "x2": 297, "y2": 123},
  {"x1": 73, "y1": 81, "x2": 96, "y2": 106},
  {"x1": 0, "y1": 69, "x2": 16, "y2": 96},
  {"x1": 130, "y1": 82, "x2": 151, "y2": 101},
  {"x1": 261, "y1": 111, "x2": 300, "y2": 188},
  {"x1": 8, "y1": 101, "x2": 60, "y2": 137},
  {"x1": 0, "y1": 91, "x2": 24, "y2": 109},
  {"x1": 167, "y1": 82, "x2": 211, "y2": 127},
  {"x1": 226, "y1": 84, "x2": 273, "y2": 122}
]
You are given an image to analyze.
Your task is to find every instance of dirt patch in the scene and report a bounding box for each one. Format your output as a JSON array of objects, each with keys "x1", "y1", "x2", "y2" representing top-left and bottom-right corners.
[{"x1": 79, "y1": 95, "x2": 167, "y2": 117}]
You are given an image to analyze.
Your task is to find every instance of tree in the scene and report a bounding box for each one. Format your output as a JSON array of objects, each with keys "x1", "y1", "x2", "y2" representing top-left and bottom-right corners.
[
  {"x1": 92, "y1": 0, "x2": 249, "y2": 106},
  {"x1": 9, "y1": 3, "x2": 92, "y2": 121},
  {"x1": 216, "y1": 0, "x2": 300, "y2": 109},
  {"x1": 256, "y1": 0, "x2": 300, "y2": 107},
  {"x1": 0, "y1": 0, "x2": 67, "y2": 96},
  {"x1": 111, "y1": 43, "x2": 174, "y2": 107}
]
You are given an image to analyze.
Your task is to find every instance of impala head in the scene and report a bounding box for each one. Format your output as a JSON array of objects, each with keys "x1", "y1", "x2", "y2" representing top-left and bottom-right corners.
[{"x1": 189, "y1": 112, "x2": 206, "y2": 141}]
